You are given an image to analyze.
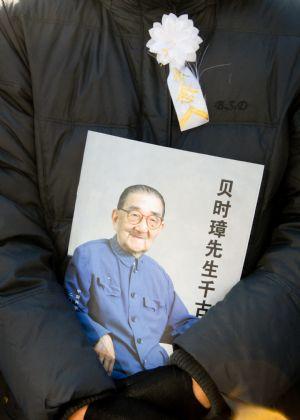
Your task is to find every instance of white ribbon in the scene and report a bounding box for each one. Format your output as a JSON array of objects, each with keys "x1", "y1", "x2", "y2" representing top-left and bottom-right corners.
[
  {"x1": 146, "y1": 13, "x2": 209, "y2": 131},
  {"x1": 167, "y1": 65, "x2": 209, "y2": 131}
]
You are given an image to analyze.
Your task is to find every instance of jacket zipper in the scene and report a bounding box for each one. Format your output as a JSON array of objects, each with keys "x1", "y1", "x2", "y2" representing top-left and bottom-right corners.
[
  {"x1": 165, "y1": 1, "x2": 177, "y2": 148},
  {"x1": 165, "y1": 65, "x2": 172, "y2": 147}
]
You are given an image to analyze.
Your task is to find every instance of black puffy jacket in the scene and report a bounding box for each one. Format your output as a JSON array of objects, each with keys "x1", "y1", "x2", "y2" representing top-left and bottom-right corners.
[{"x1": 0, "y1": 0, "x2": 299, "y2": 418}]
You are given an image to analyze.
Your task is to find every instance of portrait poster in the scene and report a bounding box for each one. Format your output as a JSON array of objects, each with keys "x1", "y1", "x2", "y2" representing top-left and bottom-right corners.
[
  {"x1": 67, "y1": 131, "x2": 264, "y2": 365},
  {"x1": 69, "y1": 130, "x2": 263, "y2": 312}
]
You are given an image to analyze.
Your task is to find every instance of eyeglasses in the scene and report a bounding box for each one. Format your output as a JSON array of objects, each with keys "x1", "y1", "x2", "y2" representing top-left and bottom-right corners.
[{"x1": 118, "y1": 208, "x2": 163, "y2": 230}]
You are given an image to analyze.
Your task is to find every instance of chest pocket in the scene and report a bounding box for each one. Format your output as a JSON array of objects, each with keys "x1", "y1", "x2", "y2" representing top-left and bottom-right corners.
[
  {"x1": 143, "y1": 297, "x2": 166, "y2": 313},
  {"x1": 96, "y1": 276, "x2": 121, "y2": 297}
]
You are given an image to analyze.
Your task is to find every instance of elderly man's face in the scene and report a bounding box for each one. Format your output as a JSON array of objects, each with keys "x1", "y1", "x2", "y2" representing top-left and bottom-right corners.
[{"x1": 112, "y1": 192, "x2": 164, "y2": 258}]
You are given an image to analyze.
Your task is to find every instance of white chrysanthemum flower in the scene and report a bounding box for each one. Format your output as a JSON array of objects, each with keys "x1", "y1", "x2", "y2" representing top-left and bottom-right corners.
[{"x1": 146, "y1": 13, "x2": 202, "y2": 69}]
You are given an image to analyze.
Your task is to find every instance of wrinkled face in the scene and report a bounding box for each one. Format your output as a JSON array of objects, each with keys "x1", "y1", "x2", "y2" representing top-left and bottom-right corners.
[{"x1": 112, "y1": 192, "x2": 165, "y2": 258}]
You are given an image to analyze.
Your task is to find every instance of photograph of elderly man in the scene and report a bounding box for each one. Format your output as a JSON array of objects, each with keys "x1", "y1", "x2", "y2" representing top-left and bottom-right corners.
[{"x1": 64, "y1": 184, "x2": 198, "y2": 378}]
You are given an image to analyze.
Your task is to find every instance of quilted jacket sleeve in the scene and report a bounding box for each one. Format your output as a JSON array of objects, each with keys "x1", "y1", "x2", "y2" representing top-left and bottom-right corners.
[
  {"x1": 0, "y1": 2, "x2": 114, "y2": 419},
  {"x1": 173, "y1": 96, "x2": 300, "y2": 409}
]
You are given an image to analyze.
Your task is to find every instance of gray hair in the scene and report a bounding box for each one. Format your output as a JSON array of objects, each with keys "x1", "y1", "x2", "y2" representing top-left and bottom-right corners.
[{"x1": 117, "y1": 185, "x2": 165, "y2": 217}]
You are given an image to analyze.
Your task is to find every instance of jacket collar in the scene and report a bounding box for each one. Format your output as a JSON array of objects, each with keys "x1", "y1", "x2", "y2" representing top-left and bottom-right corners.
[
  {"x1": 99, "y1": 0, "x2": 217, "y2": 34},
  {"x1": 108, "y1": 0, "x2": 214, "y2": 13},
  {"x1": 109, "y1": 235, "x2": 145, "y2": 268}
]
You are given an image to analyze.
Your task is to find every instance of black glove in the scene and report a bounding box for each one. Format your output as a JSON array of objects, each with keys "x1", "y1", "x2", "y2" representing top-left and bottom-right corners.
[
  {"x1": 84, "y1": 395, "x2": 174, "y2": 419},
  {"x1": 115, "y1": 365, "x2": 209, "y2": 419}
]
